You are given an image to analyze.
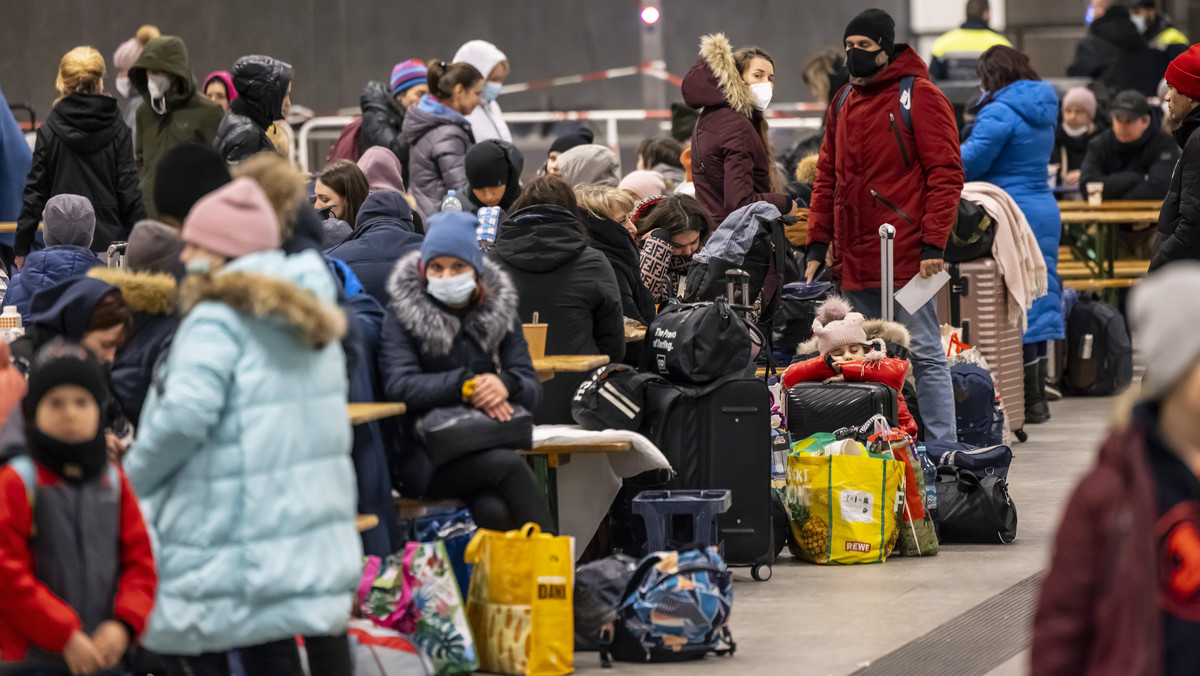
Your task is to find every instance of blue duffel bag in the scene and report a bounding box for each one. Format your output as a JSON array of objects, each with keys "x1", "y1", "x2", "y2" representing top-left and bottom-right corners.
[{"x1": 922, "y1": 440, "x2": 1012, "y2": 480}]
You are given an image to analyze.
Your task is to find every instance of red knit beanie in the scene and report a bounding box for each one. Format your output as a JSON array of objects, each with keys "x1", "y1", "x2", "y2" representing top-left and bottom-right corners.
[{"x1": 1167, "y1": 44, "x2": 1200, "y2": 102}]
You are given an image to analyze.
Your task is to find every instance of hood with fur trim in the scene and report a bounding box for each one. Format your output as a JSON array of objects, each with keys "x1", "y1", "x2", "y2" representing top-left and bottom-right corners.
[
  {"x1": 88, "y1": 267, "x2": 177, "y2": 316},
  {"x1": 386, "y1": 250, "x2": 519, "y2": 358},
  {"x1": 796, "y1": 318, "x2": 911, "y2": 355},
  {"x1": 681, "y1": 34, "x2": 755, "y2": 117},
  {"x1": 178, "y1": 251, "x2": 346, "y2": 350}
]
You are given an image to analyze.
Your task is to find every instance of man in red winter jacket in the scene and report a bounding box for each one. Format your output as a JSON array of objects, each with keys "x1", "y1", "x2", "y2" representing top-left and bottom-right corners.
[{"x1": 805, "y1": 8, "x2": 964, "y2": 442}]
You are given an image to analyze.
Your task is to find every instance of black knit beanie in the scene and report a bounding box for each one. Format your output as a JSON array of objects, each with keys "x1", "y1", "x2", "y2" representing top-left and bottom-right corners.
[
  {"x1": 549, "y1": 127, "x2": 595, "y2": 155},
  {"x1": 154, "y1": 143, "x2": 232, "y2": 222},
  {"x1": 23, "y1": 340, "x2": 110, "y2": 423},
  {"x1": 465, "y1": 141, "x2": 511, "y2": 188},
  {"x1": 845, "y1": 9, "x2": 896, "y2": 57}
]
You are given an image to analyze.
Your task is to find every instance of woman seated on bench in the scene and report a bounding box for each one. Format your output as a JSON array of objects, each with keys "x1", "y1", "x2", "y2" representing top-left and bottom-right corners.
[{"x1": 379, "y1": 211, "x2": 553, "y2": 531}]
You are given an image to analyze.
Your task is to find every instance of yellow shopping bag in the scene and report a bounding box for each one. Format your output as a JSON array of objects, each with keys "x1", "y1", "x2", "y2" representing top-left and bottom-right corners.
[
  {"x1": 785, "y1": 451, "x2": 904, "y2": 565},
  {"x1": 464, "y1": 523, "x2": 575, "y2": 676}
]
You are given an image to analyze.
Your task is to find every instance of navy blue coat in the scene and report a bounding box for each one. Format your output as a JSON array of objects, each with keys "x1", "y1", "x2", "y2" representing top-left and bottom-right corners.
[
  {"x1": 961, "y1": 80, "x2": 1064, "y2": 343},
  {"x1": 4, "y1": 245, "x2": 101, "y2": 318},
  {"x1": 377, "y1": 252, "x2": 540, "y2": 497},
  {"x1": 325, "y1": 192, "x2": 423, "y2": 308},
  {"x1": 86, "y1": 267, "x2": 179, "y2": 426}
]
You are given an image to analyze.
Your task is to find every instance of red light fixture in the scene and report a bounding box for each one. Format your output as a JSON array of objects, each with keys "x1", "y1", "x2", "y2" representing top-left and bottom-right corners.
[{"x1": 640, "y1": 5, "x2": 660, "y2": 24}]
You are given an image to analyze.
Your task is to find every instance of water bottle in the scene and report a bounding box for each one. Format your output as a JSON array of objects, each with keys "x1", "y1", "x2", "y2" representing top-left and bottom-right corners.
[
  {"x1": 440, "y1": 189, "x2": 462, "y2": 212},
  {"x1": 0, "y1": 306, "x2": 23, "y2": 343},
  {"x1": 917, "y1": 445, "x2": 938, "y2": 522}
]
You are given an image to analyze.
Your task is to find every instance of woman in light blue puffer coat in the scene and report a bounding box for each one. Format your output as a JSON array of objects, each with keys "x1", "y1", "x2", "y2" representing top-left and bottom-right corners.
[{"x1": 124, "y1": 178, "x2": 360, "y2": 674}]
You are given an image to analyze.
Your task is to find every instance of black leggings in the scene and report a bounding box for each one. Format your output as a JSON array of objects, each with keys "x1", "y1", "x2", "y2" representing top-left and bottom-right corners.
[
  {"x1": 424, "y1": 448, "x2": 554, "y2": 532},
  {"x1": 159, "y1": 634, "x2": 351, "y2": 676}
]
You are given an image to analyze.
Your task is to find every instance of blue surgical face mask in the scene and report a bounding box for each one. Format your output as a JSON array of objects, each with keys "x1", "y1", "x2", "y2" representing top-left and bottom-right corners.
[
  {"x1": 482, "y1": 81, "x2": 503, "y2": 103},
  {"x1": 427, "y1": 270, "x2": 478, "y2": 306},
  {"x1": 186, "y1": 256, "x2": 211, "y2": 275}
]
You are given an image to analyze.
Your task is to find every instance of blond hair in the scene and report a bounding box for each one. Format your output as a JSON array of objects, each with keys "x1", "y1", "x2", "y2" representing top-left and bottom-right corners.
[
  {"x1": 56, "y1": 46, "x2": 105, "y2": 101},
  {"x1": 575, "y1": 185, "x2": 636, "y2": 223},
  {"x1": 231, "y1": 153, "x2": 306, "y2": 240},
  {"x1": 795, "y1": 154, "x2": 819, "y2": 185}
]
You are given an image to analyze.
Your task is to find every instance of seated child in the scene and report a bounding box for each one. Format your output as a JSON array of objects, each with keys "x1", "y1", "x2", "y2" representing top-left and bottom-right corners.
[
  {"x1": 0, "y1": 340, "x2": 155, "y2": 675},
  {"x1": 4, "y1": 194, "x2": 102, "y2": 318},
  {"x1": 782, "y1": 297, "x2": 918, "y2": 438}
]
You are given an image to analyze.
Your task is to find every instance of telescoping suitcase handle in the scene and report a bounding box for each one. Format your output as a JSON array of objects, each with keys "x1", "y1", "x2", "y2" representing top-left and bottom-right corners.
[{"x1": 879, "y1": 223, "x2": 895, "y2": 322}]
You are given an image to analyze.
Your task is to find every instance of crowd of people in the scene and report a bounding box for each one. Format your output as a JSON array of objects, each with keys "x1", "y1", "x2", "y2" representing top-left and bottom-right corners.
[{"x1": 1, "y1": 1, "x2": 1200, "y2": 673}]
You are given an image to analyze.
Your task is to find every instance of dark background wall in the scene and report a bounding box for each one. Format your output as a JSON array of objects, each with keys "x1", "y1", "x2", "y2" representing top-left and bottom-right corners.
[{"x1": 1, "y1": 0, "x2": 909, "y2": 121}]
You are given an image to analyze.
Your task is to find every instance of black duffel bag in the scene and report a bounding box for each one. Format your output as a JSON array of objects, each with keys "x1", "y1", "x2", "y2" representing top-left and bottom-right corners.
[
  {"x1": 572, "y1": 364, "x2": 663, "y2": 431},
  {"x1": 642, "y1": 298, "x2": 752, "y2": 385},
  {"x1": 935, "y1": 466, "x2": 1017, "y2": 544}
]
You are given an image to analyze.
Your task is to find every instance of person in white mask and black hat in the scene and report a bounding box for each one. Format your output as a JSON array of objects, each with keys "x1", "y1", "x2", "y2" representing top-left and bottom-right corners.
[{"x1": 452, "y1": 39, "x2": 513, "y2": 143}]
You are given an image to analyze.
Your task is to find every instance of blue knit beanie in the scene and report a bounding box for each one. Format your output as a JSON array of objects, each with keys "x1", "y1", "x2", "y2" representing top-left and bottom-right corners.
[
  {"x1": 391, "y1": 59, "x2": 428, "y2": 97},
  {"x1": 422, "y1": 211, "x2": 484, "y2": 273}
]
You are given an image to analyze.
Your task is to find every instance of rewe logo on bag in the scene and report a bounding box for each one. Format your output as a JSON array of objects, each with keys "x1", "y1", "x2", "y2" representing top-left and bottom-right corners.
[{"x1": 845, "y1": 541, "x2": 872, "y2": 553}]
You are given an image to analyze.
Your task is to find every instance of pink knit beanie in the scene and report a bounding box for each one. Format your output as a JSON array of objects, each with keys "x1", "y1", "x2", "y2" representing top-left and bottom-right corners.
[
  {"x1": 618, "y1": 170, "x2": 667, "y2": 201},
  {"x1": 181, "y1": 178, "x2": 281, "y2": 259},
  {"x1": 813, "y1": 296, "x2": 868, "y2": 355}
]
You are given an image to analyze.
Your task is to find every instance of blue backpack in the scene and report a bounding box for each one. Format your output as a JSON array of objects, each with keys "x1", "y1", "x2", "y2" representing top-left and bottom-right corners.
[
  {"x1": 602, "y1": 547, "x2": 735, "y2": 664},
  {"x1": 951, "y1": 363, "x2": 1004, "y2": 447}
]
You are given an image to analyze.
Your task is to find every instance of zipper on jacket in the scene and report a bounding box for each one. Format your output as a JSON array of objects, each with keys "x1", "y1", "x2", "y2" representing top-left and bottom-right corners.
[
  {"x1": 870, "y1": 188, "x2": 915, "y2": 223},
  {"x1": 889, "y1": 113, "x2": 911, "y2": 169}
]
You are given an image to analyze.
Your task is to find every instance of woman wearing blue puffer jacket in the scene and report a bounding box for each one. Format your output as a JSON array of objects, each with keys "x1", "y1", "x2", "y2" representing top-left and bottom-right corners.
[
  {"x1": 124, "y1": 178, "x2": 360, "y2": 675},
  {"x1": 960, "y1": 46, "x2": 1062, "y2": 425}
]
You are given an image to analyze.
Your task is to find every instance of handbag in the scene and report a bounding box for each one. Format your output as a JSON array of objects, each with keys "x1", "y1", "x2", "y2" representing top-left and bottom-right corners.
[
  {"x1": 416, "y1": 405, "x2": 533, "y2": 466},
  {"x1": 643, "y1": 298, "x2": 752, "y2": 385},
  {"x1": 571, "y1": 364, "x2": 662, "y2": 431},
  {"x1": 935, "y1": 466, "x2": 1017, "y2": 544}
]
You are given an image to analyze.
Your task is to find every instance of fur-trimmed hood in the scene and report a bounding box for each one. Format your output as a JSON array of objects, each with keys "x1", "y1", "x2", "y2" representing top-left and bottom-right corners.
[
  {"x1": 178, "y1": 250, "x2": 346, "y2": 350},
  {"x1": 88, "y1": 267, "x2": 177, "y2": 315},
  {"x1": 386, "y1": 250, "x2": 520, "y2": 358},
  {"x1": 681, "y1": 34, "x2": 755, "y2": 117}
]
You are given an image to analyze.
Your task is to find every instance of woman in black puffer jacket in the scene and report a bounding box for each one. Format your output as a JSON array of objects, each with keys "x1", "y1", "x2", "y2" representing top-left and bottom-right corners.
[
  {"x1": 16, "y1": 46, "x2": 146, "y2": 266},
  {"x1": 214, "y1": 55, "x2": 293, "y2": 163}
]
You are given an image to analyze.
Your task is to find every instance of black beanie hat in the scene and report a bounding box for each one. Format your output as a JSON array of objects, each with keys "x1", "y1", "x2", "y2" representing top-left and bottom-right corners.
[
  {"x1": 23, "y1": 340, "x2": 109, "y2": 423},
  {"x1": 549, "y1": 127, "x2": 595, "y2": 155},
  {"x1": 154, "y1": 143, "x2": 232, "y2": 222},
  {"x1": 465, "y1": 141, "x2": 511, "y2": 188},
  {"x1": 845, "y1": 8, "x2": 896, "y2": 56}
]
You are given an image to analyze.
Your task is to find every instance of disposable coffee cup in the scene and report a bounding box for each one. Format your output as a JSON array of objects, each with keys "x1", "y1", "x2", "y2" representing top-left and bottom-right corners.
[
  {"x1": 1087, "y1": 182, "x2": 1104, "y2": 206},
  {"x1": 523, "y1": 323, "x2": 548, "y2": 359}
]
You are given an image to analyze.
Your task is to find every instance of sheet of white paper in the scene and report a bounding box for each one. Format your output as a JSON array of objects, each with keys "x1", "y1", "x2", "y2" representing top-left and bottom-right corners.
[{"x1": 894, "y1": 270, "x2": 951, "y2": 315}]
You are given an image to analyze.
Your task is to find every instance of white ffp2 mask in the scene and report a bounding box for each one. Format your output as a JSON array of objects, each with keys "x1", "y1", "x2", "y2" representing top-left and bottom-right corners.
[{"x1": 750, "y1": 82, "x2": 773, "y2": 111}]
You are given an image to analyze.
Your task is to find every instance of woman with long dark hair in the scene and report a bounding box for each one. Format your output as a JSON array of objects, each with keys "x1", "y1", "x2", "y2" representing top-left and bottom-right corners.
[
  {"x1": 680, "y1": 34, "x2": 792, "y2": 223},
  {"x1": 961, "y1": 45, "x2": 1062, "y2": 423},
  {"x1": 314, "y1": 160, "x2": 370, "y2": 229}
]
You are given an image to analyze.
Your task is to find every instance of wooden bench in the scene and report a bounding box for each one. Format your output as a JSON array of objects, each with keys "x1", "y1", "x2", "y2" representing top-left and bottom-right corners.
[
  {"x1": 531, "y1": 354, "x2": 610, "y2": 382},
  {"x1": 1063, "y1": 277, "x2": 1139, "y2": 291},
  {"x1": 348, "y1": 402, "x2": 407, "y2": 425},
  {"x1": 521, "y1": 440, "x2": 633, "y2": 468},
  {"x1": 395, "y1": 497, "x2": 465, "y2": 520}
]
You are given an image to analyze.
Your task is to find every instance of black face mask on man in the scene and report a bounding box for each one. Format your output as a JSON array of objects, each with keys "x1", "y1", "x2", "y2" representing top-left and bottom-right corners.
[{"x1": 846, "y1": 48, "x2": 886, "y2": 79}]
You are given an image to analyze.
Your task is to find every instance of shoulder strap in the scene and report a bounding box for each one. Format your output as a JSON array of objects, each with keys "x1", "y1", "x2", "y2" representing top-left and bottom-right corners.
[
  {"x1": 9, "y1": 456, "x2": 36, "y2": 508},
  {"x1": 834, "y1": 85, "x2": 852, "y2": 120},
  {"x1": 898, "y1": 76, "x2": 915, "y2": 133}
]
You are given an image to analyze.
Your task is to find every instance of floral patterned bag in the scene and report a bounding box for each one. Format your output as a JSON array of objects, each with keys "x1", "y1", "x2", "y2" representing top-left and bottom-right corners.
[{"x1": 359, "y1": 542, "x2": 479, "y2": 675}]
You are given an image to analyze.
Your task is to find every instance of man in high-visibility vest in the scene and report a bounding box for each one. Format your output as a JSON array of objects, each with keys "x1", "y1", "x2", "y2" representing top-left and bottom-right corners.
[
  {"x1": 929, "y1": 0, "x2": 1012, "y2": 81},
  {"x1": 1130, "y1": 0, "x2": 1190, "y2": 62}
]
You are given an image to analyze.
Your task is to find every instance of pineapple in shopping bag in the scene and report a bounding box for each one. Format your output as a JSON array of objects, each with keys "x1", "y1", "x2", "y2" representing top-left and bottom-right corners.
[{"x1": 785, "y1": 466, "x2": 831, "y2": 563}]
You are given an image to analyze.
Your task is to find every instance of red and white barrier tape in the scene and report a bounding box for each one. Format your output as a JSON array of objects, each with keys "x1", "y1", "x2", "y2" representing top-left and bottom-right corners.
[{"x1": 501, "y1": 60, "x2": 683, "y2": 94}]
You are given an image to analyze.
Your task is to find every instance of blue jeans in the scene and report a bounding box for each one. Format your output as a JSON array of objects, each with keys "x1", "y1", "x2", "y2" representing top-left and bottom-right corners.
[{"x1": 843, "y1": 289, "x2": 958, "y2": 442}]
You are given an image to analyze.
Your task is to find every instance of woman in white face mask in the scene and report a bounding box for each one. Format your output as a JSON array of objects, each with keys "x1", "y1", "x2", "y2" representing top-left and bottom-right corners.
[
  {"x1": 679, "y1": 34, "x2": 795, "y2": 223},
  {"x1": 1053, "y1": 86, "x2": 1100, "y2": 190},
  {"x1": 377, "y1": 210, "x2": 553, "y2": 532},
  {"x1": 452, "y1": 40, "x2": 513, "y2": 143}
]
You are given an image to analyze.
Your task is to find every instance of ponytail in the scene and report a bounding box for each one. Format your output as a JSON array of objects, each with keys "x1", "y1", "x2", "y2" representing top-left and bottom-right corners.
[{"x1": 427, "y1": 60, "x2": 483, "y2": 101}]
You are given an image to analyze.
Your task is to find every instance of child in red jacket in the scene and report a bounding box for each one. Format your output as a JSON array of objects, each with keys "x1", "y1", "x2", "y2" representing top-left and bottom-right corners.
[
  {"x1": 0, "y1": 340, "x2": 156, "y2": 675},
  {"x1": 782, "y1": 296, "x2": 918, "y2": 437}
]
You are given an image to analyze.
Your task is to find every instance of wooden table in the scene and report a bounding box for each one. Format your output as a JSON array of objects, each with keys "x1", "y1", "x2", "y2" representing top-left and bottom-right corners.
[
  {"x1": 348, "y1": 402, "x2": 406, "y2": 425},
  {"x1": 625, "y1": 325, "x2": 647, "y2": 343},
  {"x1": 1058, "y1": 200, "x2": 1162, "y2": 211},
  {"x1": 522, "y1": 439, "x2": 633, "y2": 529},
  {"x1": 531, "y1": 355, "x2": 610, "y2": 382},
  {"x1": 1058, "y1": 209, "x2": 1159, "y2": 281},
  {"x1": 0, "y1": 222, "x2": 39, "y2": 233}
]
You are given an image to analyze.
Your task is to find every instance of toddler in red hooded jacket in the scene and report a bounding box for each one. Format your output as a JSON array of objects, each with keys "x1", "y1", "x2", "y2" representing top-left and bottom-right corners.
[
  {"x1": 781, "y1": 296, "x2": 918, "y2": 437},
  {"x1": 0, "y1": 340, "x2": 156, "y2": 675}
]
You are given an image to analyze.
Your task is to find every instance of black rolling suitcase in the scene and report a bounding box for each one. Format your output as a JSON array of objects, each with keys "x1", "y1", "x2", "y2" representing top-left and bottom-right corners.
[{"x1": 639, "y1": 375, "x2": 778, "y2": 581}]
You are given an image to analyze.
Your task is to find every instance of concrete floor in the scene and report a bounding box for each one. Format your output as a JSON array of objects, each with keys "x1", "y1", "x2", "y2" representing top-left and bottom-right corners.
[{"x1": 578, "y1": 395, "x2": 1114, "y2": 676}]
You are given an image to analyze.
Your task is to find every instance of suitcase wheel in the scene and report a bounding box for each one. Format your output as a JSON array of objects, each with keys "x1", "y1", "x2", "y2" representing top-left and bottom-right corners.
[
  {"x1": 1013, "y1": 428, "x2": 1028, "y2": 443},
  {"x1": 751, "y1": 563, "x2": 772, "y2": 582}
]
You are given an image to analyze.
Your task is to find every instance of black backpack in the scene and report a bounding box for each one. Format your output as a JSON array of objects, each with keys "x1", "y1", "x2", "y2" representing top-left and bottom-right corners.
[
  {"x1": 571, "y1": 364, "x2": 662, "y2": 431},
  {"x1": 1064, "y1": 293, "x2": 1134, "y2": 396},
  {"x1": 642, "y1": 299, "x2": 753, "y2": 385}
]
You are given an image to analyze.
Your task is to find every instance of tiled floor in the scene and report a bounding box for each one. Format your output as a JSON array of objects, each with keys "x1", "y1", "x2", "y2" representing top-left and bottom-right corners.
[{"x1": 578, "y1": 395, "x2": 1114, "y2": 676}]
